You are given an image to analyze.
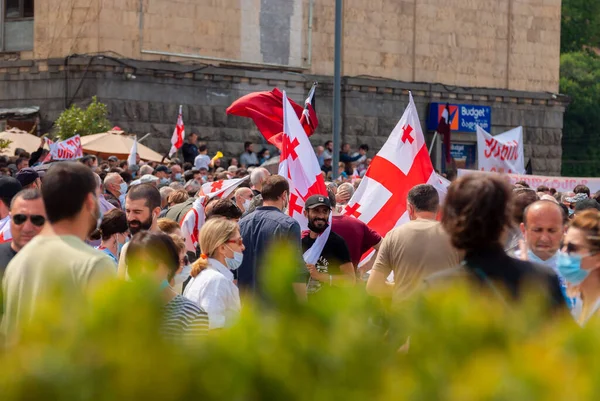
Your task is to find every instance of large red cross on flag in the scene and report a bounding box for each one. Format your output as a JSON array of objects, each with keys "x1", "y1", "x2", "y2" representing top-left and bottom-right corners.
[
  {"x1": 180, "y1": 176, "x2": 249, "y2": 252},
  {"x1": 169, "y1": 105, "x2": 185, "y2": 158},
  {"x1": 346, "y1": 92, "x2": 448, "y2": 242},
  {"x1": 279, "y1": 90, "x2": 329, "y2": 264}
]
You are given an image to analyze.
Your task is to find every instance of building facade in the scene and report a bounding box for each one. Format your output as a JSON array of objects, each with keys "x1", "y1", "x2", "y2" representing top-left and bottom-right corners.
[{"x1": 0, "y1": 0, "x2": 567, "y2": 174}]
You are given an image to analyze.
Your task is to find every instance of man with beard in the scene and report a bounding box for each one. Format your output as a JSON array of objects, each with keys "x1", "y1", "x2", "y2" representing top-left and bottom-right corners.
[
  {"x1": 302, "y1": 195, "x2": 354, "y2": 296},
  {"x1": 117, "y1": 183, "x2": 162, "y2": 278},
  {"x1": 2, "y1": 162, "x2": 115, "y2": 342}
]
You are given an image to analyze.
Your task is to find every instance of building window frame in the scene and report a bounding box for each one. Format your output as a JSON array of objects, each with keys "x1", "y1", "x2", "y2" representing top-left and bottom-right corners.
[{"x1": 1, "y1": 0, "x2": 34, "y2": 52}]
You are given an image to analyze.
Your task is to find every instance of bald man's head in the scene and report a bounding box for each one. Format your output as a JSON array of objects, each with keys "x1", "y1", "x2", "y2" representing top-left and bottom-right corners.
[
  {"x1": 235, "y1": 187, "x2": 254, "y2": 212},
  {"x1": 521, "y1": 200, "x2": 565, "y2": 261}
]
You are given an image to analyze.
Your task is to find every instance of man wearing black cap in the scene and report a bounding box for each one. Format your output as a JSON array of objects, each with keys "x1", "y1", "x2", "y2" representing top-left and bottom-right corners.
[
  {"x1": 15, "y1": 168, "x2": 41, "y2": 190},
  {"x1": 154, "y1": 165, "x2": 171, "y2": 187},
  {"x1": 302, "y1": 194, "x2": 354, "y2": 295},
  {"x1": 107, "y1": 156, "x2": 119, "y2": 169},
  {"x1": 0, "y1": 177, "x2": 23, "y2": 243}
]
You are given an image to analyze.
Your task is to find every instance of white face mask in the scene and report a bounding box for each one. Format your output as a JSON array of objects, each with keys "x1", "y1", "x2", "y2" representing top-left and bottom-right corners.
[
  {"x1": 242, "y1": 198, "x2": 252, "y2": 212},
  {"x1": 174, "y1": 265, "x2": 191, "y2": 285}
]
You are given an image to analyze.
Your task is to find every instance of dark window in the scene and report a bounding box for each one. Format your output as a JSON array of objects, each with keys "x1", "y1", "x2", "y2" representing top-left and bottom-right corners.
[{"x1": 5, "y1": 0, "x2": 33, "y2": 20}]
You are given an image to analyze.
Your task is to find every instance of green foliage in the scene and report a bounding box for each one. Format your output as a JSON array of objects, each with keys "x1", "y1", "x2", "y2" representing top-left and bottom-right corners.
[
  {"x1": 0, "y1": 139, "x2": 11, "y2": 153},
  {"x1": 0, "y1": 243, "x2": 599, "y2": 400},
  {"x1": 54, "y1": 96, "x2": 112, "y2": 140},
  {"x1": 560, "y1": 51, "x2": 600, "y2": 176},
  {"x1": 561, "y1": 0, "x2": 600, "y2": 53}
]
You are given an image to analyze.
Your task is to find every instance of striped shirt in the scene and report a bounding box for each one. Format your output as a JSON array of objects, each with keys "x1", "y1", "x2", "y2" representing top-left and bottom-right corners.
[{"x1": 162, "y1": 295, "x2": 209, "y2": 341}]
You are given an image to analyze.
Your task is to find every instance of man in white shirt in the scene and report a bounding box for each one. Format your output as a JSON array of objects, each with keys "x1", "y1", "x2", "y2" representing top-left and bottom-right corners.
[{"x1": 194, "y1": 144, "x2": 211, "y2": 171}]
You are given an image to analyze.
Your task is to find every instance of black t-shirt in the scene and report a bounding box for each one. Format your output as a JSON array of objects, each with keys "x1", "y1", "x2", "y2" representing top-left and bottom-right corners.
[
  {"x1": 0, "y1": 242, "x2": 17, "y2": 280},
  {"x1": 302, "y1": 231, "x2": 351, "y2": 294}
]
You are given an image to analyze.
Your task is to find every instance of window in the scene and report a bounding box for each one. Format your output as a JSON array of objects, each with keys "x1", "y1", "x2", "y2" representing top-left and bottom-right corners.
[
  {"x1": 5, "y1": 0, "x2": 33, "y2": 19},
  {"x1": 1, "y1": 0, "x2": 34, "y2": 51}
]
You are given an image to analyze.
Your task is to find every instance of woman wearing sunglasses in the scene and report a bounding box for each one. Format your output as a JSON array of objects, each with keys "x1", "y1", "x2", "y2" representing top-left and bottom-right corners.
[
  {"x1": 183, "y1": 218, "x2": 243, "y2": 330},
  {"x1": 91, "y1": 209, "x2": 129, "y2": 266},
  {"x1": 558, "y1": 210, "x2": 600, "y2": 325}
]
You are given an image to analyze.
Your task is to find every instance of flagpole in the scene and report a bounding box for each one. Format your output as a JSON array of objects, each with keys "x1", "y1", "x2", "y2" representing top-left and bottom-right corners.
[
  {"x1": 428, "y1": 132, "x2": 438, "y2": 156},
  {"x1": 332, "y1": 0, "x2": 343, "y2": 180}
]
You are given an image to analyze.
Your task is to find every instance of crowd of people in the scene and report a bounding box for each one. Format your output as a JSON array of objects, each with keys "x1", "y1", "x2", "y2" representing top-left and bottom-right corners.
[{"x1": 0, "y1": 133, "x2": 599, "y2": 346}]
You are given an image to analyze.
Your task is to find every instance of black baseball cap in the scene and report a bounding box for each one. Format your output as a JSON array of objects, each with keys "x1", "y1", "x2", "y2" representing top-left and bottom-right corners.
[
  {"x1": 15, "y1": 168, "x2": 39, "y2": 187},
  {"x1": 155, "y1": 165, "x2": 171, "y2": 174},
  {"x1": 304, "y1": 194, "x2": 332, "y2": 210},
  {"x1": 0, "y1": 176, "x2": 22, "y2": 202}
]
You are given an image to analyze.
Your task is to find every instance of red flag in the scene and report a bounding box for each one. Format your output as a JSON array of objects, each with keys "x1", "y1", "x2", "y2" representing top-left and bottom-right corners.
[
  {"x1": 226, "y1": 84, "x2": 318, "y2": 150},
  {"x1": 169, "y1": 105, "x2": 185, "y2": 157},
  {"x1": 437, "y1": 103, "x2": 452, "y2": 164}
]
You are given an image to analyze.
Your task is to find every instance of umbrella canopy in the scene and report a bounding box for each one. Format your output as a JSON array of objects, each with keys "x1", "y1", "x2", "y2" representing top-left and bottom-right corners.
[
  {"x1": 0, "y1": 128, "x2": 47, "y2": 156},
  {"x1": 80, "y1": 130, "x2": 165, "y2": 162}
]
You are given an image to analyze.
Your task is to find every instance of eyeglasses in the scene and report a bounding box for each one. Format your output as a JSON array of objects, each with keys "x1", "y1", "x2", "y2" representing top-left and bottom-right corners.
[
  {"x1": 12, "y1": 214, "x2": 45, "y2": 227},
  {"x1": 563, "y1": 242, "x2": 599, "y2": 256},
  {"x1": 227, "y1": 237, "x2": 243, "y2": 246}
]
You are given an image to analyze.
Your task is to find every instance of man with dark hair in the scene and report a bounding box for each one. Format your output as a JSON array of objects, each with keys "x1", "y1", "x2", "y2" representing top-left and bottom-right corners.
[
  {"x1": 339, "y1": 143, "x2": 362, "y2": 164},
  {"x1": 536, "y1": 185, "x2": 551, "y2": 195},
  {"x1": 239, "y1": 141, "x2": 258, "y2": 168},
  {"x1": 15, "y1": 168, "x2": 41, "y2": 190},
  {"x1": 514, "y1": 180, "x2": 530, "y2": 188},
  {"x1": 2, "y1": 162, "x2": 115, "y2": 342},
  {"x1": 238, "y1": 175, "x2": 302, "y2": 295},
  {"x1": 80, "y1": 155, "x2": 98, "y2": 169},
  {"x1": 0, "y1": 189, "x2": 46, "y2": 277},
  {"x1": 194, "y1": 144, "x2": 211, "y2": 171},
  {"x1": 367, "y1": 184, "x2": 459, "y2": 304},
  {"x1": 322, "y1": 140, "x2": 334, "y2": 162},
  {"x1": 182, "y1": 132, "x2": 199, "y2": 165},
  {"x1": 206, "y1": 199, "x2": 243, "y2": 221},
  {"x1": 15, "y1": 157, "x2": 29, "y2": 172},
  {"x1": 302, "y1": 195, "x2": 354, "y2": 295},
  {"x1": 118, "y1": 183, "x2": 162, "y2": 278},
  {"x1": 573, "y1": 184, "x2": 591, "y2": 197},
  {"x1": 0, "y1": 177, "x2": 23, "y2": 244}
]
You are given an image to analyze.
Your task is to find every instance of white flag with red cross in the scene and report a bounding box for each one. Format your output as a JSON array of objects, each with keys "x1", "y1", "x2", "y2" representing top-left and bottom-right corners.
[
  {"x1": 169, "y1": 105, "x2": 185, "y2": 158},
  {"x1": 180, "y1": 177, "x2": 249, "y2": 252},
  {"x1": 278, "y1": 90, "x2": 329, "y2": 264},
  {"x1": 346, "y1": 92, "x2": 448, "y2": 244}
]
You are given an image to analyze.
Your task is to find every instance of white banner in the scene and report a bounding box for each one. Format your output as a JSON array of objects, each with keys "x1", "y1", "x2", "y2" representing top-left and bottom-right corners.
[
  {"x1": 457, "y1": 169, "x2": 600, "y2": 193},
  {"x1": 476, "y1": 126, "x2": 525, "y2": 174},
  {"x1": 49, "y1": 134, "x2": 83, "y2": 160}
]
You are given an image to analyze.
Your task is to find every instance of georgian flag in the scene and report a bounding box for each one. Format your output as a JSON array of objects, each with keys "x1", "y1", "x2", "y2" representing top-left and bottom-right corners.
[
  {"x1": 180, "y1": 177, "x2": 249, "y2": 252},
  {"x1": 278, "y1": 91, "x2": 328, "y2": 265},
  {"x1": 346, "y1": 92, "x2": 448, "y2": 261},
  {"x1": 169, "y1": 105, "x2": 185, "y2": 158}
]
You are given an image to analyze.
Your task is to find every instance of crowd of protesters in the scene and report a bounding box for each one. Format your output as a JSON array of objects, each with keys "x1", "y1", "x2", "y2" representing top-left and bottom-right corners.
[{"x1": 0, "y1": 132, "x2": 599, "y2": 347}]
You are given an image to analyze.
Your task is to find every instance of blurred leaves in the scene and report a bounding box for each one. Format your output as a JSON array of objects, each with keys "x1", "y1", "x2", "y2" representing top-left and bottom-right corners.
[
  {"x1": 0, "y1": 246, "x2": 598, "y2": 400},
  {"x1": 54, "y1": 96, "x2": 112, "y2": 140}
]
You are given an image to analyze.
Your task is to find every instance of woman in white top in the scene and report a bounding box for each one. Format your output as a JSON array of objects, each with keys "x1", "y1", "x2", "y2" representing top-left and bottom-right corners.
[
  {"x1": 184, "y1": 218, "x2": 243, "y2": 329},
  {"x1": 558, "y1": 210, "x2": 600, "y2": 326}
]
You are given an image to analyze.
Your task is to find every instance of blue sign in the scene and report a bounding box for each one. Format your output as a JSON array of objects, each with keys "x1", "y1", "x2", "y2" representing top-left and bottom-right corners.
[
  {"x1": 442, "y1": 143, "x2": 477, "y2": 171},
  {"x1": 427, "y1": 103, "x2": 492, "y2": 133}
]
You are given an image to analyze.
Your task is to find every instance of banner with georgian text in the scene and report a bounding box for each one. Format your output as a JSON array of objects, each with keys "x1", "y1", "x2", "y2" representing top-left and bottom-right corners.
[{"x1": 476, "y1": 126, "x2": 525, "y2": 174}]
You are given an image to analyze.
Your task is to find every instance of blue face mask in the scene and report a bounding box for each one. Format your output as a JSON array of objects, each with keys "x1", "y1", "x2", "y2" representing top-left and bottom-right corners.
[
  {"x1": 175, "y1": 173, "x2": 182, "y2": 181},
  {"x1": 557, "y1": 251, "x2": 591, "y2": 285},
  {"x1": 160, "y1": 178, "x2": 169, "y2": 185},
  {"x1": 119, "y1": 182, "x2": 128, "y2": 195},
  {"x1": 225, "y1": 245, "x2": 243, "y2": 271},
  {"x1": 159, "y1": 279, "x2": 170, "y2": 291}
]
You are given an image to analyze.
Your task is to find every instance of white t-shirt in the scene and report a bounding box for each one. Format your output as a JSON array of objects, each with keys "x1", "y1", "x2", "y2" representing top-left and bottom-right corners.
[
  {"x1": 194, "y1": 154, "x2": 211, "y2": 170},
  {"x1": 183, "y1": 258, "x2": 240, "y2": 330}
]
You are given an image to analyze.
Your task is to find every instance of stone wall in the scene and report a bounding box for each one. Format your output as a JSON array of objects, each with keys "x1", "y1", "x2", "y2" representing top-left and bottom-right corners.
[
  {"x1": 0, "y1": 57, "x2": 566, "y2": 175},
  {"x1": 23, "y1": 0, "x2": 561, "y2": 93}
]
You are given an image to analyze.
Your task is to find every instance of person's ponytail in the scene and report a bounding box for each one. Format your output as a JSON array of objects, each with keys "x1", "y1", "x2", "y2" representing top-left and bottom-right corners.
[{"x1": 191, "y1": 253, "x2": 209, "y2": 278}]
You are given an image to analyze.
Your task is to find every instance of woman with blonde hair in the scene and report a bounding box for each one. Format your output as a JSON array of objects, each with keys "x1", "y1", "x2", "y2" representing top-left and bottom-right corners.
[
  {"x1": 558, "y1": 210, "x2": 600, "y2": 325},
  {"x1": 183, "y1": 218, "x2": 244, "y2": 329}
]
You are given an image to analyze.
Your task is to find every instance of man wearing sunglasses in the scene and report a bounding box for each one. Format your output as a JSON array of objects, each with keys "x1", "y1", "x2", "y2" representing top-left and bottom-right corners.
[{"x1": 0, "y1": 189, "x2": 46, "y2": 279}]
